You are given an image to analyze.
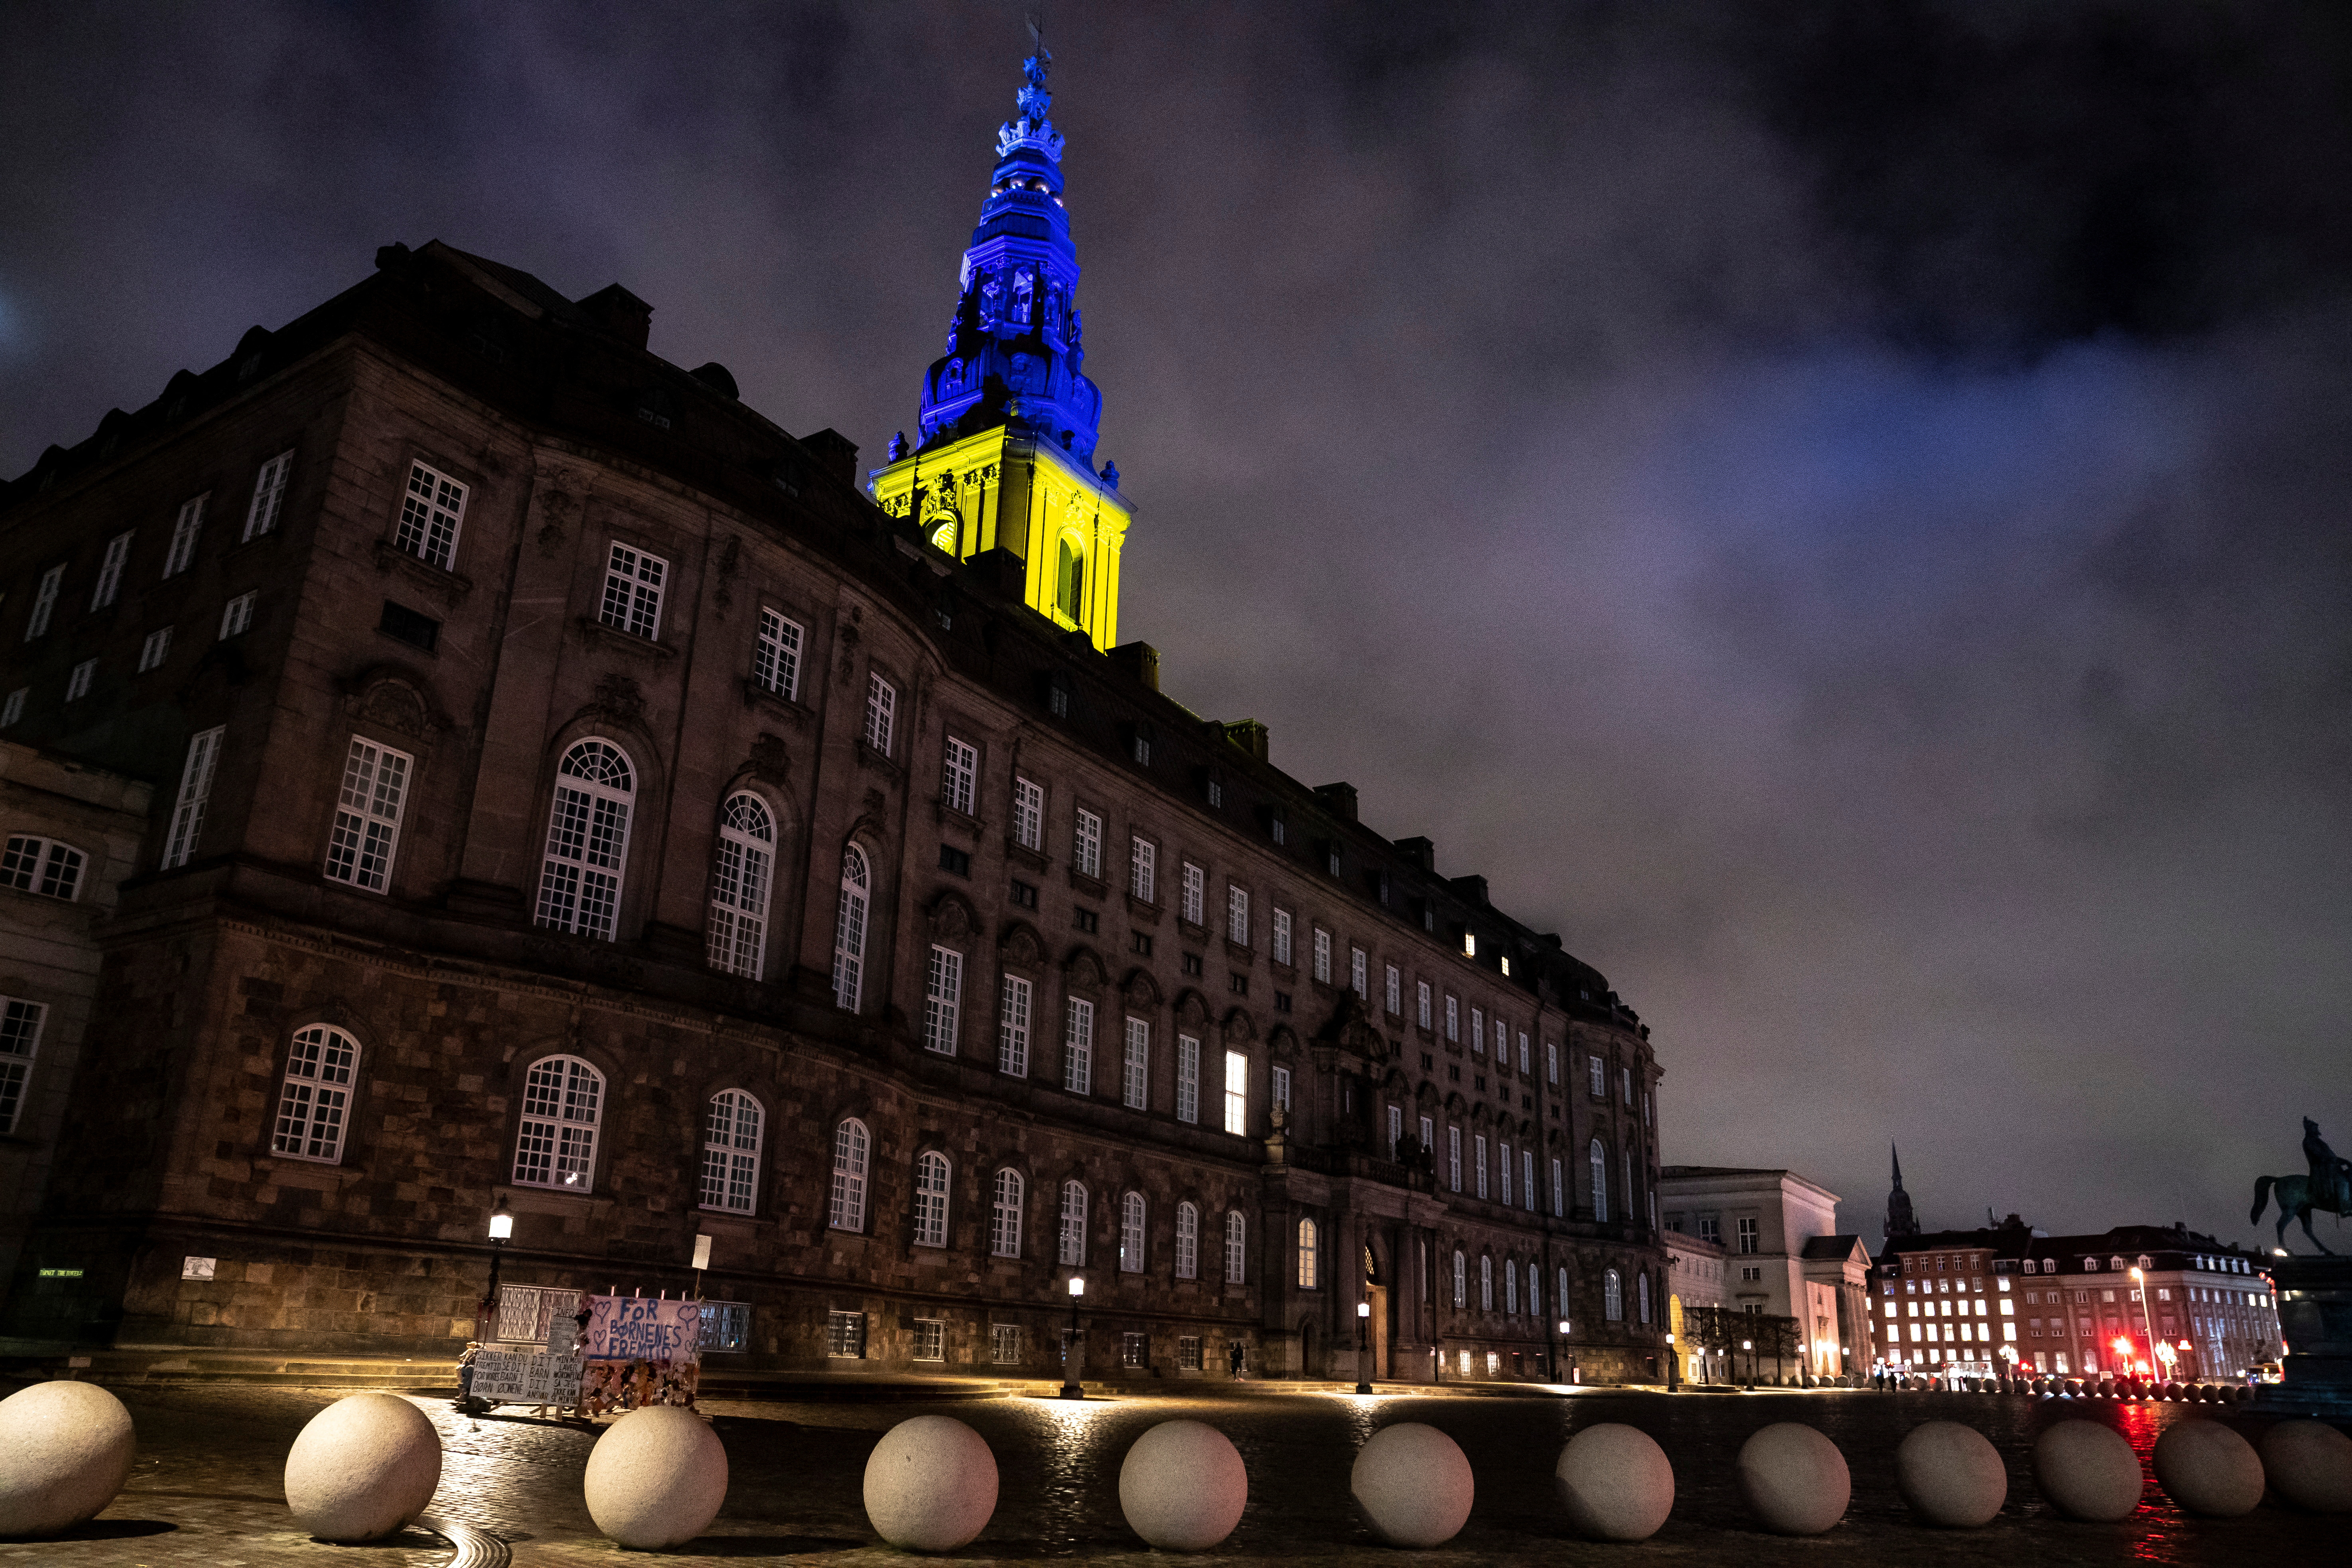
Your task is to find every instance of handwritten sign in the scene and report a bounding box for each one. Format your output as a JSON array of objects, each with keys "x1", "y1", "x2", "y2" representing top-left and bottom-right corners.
[
  {"x1": 587, "y1": 1296, "x2": 701, "y2": 1361},
  {"x1": 470, "y1": 1349, "x2": 581, "y2": 1406}
]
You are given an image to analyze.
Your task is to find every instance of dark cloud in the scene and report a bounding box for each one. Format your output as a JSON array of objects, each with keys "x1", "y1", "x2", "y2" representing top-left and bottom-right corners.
[{"x1": 5, "y1": 0, "x2": 2349, "y2": 1248}]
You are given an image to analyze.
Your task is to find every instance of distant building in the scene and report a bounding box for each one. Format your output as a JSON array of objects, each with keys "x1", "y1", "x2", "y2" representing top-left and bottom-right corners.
[
  {"x1": 1662, "y1": 1226, "x2": 1727, "y2": 1382},
  {"x1": 1656, "y1": 1166, "x2": 1872, "y2": 1379},
  {"x1": 1882, "y1": 1143, "x2": 1920, "y2": 1241},
  {"x1": 0, "y1": 741, "x2": 151, "y2": 1303},
  {"x1": 1869, "y1": 1229, "x2": 2008, "y2": 1373}
]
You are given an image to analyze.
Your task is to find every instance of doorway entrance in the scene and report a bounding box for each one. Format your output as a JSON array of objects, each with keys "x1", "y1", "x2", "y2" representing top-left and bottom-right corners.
[{"x1": 1364, "y1": 1243, "x2": 1389, "y2": 1380}]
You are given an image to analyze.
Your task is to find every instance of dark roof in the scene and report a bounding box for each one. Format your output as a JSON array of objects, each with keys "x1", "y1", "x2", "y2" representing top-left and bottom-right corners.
[
  {"x1": 1801, "y1": 1235, "x2": 1862, "y2": 1259},
  {"x1": 1658, "y1": 1165, "x2": 1790, "y2": 1179}
]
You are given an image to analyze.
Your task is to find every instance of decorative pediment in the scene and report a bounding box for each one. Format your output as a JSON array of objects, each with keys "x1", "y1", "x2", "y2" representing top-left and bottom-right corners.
[
  {"x1": 1266, "y1": 1024, "x2": 1300, "y2": 1058},
  {"x1": 1220, "y1": 1007, "x2": 1256, "y2": 1045},
  {"x1": 1318, "y1": 991, "x2": 1388, "y2": 1061},
  {"x1": 1121, "y1": 968, "x2": 1162, "y2": 1010},
  {"x1": 1414, "y1": 1080, "x2": 1441, "y2": 1108},
  {"x1": 1062, "y1": 946, "x2": 1105, "y2": 994},
  {"x1": 928, "y1": 891, "x2": 979, "y2": 939},
  {"x1": 1173, "y1": 988, "x2": 1210, "y2": 1029},
  {"x1": 588, "y1": 671, "x2": 645, "y2": 726},
  {"x1": 748, "y1": 732, "x2": 790, "y2": 785},
  {"x1": 1444, "y1": 1090, "x2": 1468, "y2": 1116},
  {"x1": 340, "y1": 666, "x2": 450, "y2": 741},
  {"x1": 999, "y1": 921, "x2": 1044, "y2": 968}
]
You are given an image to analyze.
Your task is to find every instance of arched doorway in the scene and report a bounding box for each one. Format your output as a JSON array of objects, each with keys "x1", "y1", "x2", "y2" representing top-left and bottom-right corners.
[{"x1": 1363, "y1": 1242, "x2": 1390, "y2": 1382}]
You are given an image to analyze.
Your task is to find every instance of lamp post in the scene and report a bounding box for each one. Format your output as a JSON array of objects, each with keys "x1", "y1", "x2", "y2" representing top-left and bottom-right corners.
[
  {"x1": 2129, "y1": 1266, "x2": 2159, "y2": 1386},
  {"x1": 1741, "y1": 1337, "x2": 1754, "y2": 1389},
  {"x1": 1665, "y1": 1331, "x2": 1678, "y2": 1392},
  {"x1": 478, "y1": 1196, "x2": 513, "y2": 1340},
  {"x1": 1355, "y1": 1300, "x2": 1373, "y2": 1394},
  {"x1": 1060, "y1": 1276, "x2": 1085, "y2": 1399}
]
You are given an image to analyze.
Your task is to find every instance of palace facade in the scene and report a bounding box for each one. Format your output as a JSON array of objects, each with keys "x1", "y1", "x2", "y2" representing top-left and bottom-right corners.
[{"x1": 0, "y1": 52, "x2": 1667, "y2": 1382}]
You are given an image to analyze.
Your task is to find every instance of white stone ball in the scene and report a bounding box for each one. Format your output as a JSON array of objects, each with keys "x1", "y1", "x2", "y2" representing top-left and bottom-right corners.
[
  {"x1": 283, "y1": 1392, "x2": 442, "y2": 1542},
  {"x1": 1894, "y1": 1420, "x2": 2006, "y2": 1527},
  {"x1": 864, "y1": 1415, "x2": 999, "y2": 1550},
  {"x1": 1118, "y1": 1419, "x2": 1247, "y2": 1551},
  {"x1": 584, "y1": 1406, "x2": 729, "y2": 1549},
  {"x1": 0, "y1": 1380, "x2": 136, "y2": 1538},
  {"x1": 2260, "y1": 1419, "x2": 2352, "y2": 1513},
  {"x1": 1352, "y1": 1422, "x2": 1473, "y2": 1547},
  {"x1": 2152, "y1": 1419, "x2": 2264, "y2": 1517},
  {"x1": 1555, "y1": 1422, "x2": 1673, "y2": 1541},
  {"x1": 1735, "y1": 1422, "x2": 1849, "y2": 1536},
  {"x1": 2032, "y1": 1420, "x2": 2142, "y2": 1521}
]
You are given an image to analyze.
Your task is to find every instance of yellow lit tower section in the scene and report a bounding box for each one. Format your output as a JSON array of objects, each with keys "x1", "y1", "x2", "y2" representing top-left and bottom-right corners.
[{"x1": 869, "y1": 47, "x2": 1130, "y2": 650}]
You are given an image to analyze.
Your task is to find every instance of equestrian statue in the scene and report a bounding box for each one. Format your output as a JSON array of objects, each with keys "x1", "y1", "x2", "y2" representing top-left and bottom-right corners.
[{"x1": 2251, "y1": 1117, "x2": 2352, "y2": 1253}]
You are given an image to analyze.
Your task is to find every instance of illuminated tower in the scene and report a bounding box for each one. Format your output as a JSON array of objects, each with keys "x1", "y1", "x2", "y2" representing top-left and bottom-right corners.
[{"x1": 869, "y1": 46, "x2": 1131, "y2": 650}]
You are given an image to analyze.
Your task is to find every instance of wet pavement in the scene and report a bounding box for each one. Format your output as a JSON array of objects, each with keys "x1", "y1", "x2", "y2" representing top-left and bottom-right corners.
[{"x1": 3, "y1": 1379, "x2": 2342, "y2": 1565}]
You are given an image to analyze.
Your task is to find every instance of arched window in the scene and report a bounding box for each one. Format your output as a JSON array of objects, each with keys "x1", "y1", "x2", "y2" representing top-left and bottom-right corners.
[
  {"x1": 1604, "y1": 1268, "x2": 1624, "y2": 1321},
  {"x1": 1590, "y1": 1138, "x2": 1609, "y2": 1223},
  {"x1": 1176, "y1": 1201, "x2": 1200, "y2": 1280},
  {"x1": 1224, "y1": 1212, "x2": 1247, "y2": 1283},
  {"x1": 271, "y1": 1024, "x2": 359, "y2": 1163},
  {"x1": 913, "y1": 1151, "x2": 950, "y2": 1247},
  {"x1": 991, "y1": 1168, "x2": 1024, "y2": 1257},
  {"x1": 1506, "y1": 1258, "x2": 1519, "y2": 1314},
  {"x1": 514, "y1": 1055, "x2": 603, "y2": 1190},
  {"x1": 1637, "y1": 1269, "x2": 1652, "y2": 1325},
  {"x1": 1528, "y1": 1264, "x2": 1542, "y2": 1321},
  {"x1": 535, "y1": 740, "x2": 635, "y2": 940},
  {"x1": 1059, "y1": 1180, "x2": 1088, "y2": 1265},
  {"x1": 698, "y1": 1090, "x2": 763, "y2": 1214},
  {"x1": 706, "y1": 793, "x2": 774, "y2": 979},
  {"x1": 832, "y1": 843, "x2": 869, "y2": 1010},
  {"x1": 1558, "y1": 1266, "x2": 1569, "y2": 1320},
  {"x1": 1480, "y1": 1254, "x2": 1493, "y2": 1311},
  {"x1": 1297, "y1": 1218, "x2": 1319, "y2": 1289},
  {"x1": 1120, "y1": 1191, "x2": 1147, "y2": 1273},
  {"x1": 828, "y1": 1117, "x2": 869, "y2": 1231},
  {"x1": 1453, "y1": 1249, "x2": 1467, "y2": 1308},
  {"x1": 1056, "y1": 538, "x2": 1085, "y2": 624}
]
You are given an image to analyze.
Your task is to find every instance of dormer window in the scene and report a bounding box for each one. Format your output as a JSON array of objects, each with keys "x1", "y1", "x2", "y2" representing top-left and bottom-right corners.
[
  {"x1": 1127, "y1": 720, "x2": 1154, "y2": 768},
  {"x1": 1046, "y1": 671, "x2": 1073, "y2": 720},
  {"x1": 1268, "y1": 809, "x2": 1287, "y2": 847}
]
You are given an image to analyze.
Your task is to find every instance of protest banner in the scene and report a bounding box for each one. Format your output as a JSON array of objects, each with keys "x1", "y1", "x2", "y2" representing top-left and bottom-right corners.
[{"x1": 581, "y1": 1295, "x2": 702, "y2": 1412}]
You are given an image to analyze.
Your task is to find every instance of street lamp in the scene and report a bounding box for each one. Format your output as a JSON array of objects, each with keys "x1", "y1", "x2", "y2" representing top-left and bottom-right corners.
[
  {"x1": 1741, "y1": 1338, "x2": 1754, "y2": 1389},
  {"x1": 2129, "y1": 1266, "x2": 2160, "y2": 1384},
  {"x1": 1355, "y1": 1301, "x2": 1373, "y2": 1395},
  {"x1": 1060, "y1": 1276, "x2": 1086, "y2": 1399},
  {"x1": 1665, "y1": 1331, "x2": 1678, "y2": 1393},
  {"x1": 479, "y1": 1196, "x2": 513, "y2": 1340}
]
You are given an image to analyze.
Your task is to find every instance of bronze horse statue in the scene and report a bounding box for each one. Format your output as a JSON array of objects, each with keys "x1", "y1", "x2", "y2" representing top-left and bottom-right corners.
[{"x1": 2252, "y1": 1117, "x2": 2352, "y2": 1253}]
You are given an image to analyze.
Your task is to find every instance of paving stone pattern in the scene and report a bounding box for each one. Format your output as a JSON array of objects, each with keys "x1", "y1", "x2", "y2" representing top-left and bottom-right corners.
[{"x1": 4, "y1": 1380, "x2": 2341, "y2": 1565}]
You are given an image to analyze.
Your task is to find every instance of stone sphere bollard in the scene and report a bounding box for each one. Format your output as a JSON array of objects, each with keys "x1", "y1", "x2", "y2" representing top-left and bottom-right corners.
[
  {"x1": 0, "y1": 1380, "x2": 137, "y2": 1538},
  {"x1": 2259, "y1": 1418, "x2": 2352, "y2": 1513},
  {"x1": 1352, "y1": 1422, "x2": 1473, "y2": 1547},
  {"x1": 1119, "y1": 1420, "x2": 1247, "y2": 1551},
  {"x1": 1555, "y1": 1423, "x2": 1673, "y2": 1542},
  {"x1": 863, "y1": 1415, "x2": 999, "y2": 1551},
  {"x1": 584, "y1": 1406, "x2": 729, "y2": 1550},
  {"x1": 1895, "y1": 1420, "x2": 2006, "y2": 1527},
  {"x1": 1736, "y1": 1423, "x2": 1849, "y2": 1536},
  {"x1": 2033, "y1": 1420, "x2": 2142, "y2": 1521},
  {"x1": 283, "y1": 1392, "x2": 442, "y2": 1542},
  {"x1": 2153, "y1": 1420, "x2": 2265, "y2": 1517}
]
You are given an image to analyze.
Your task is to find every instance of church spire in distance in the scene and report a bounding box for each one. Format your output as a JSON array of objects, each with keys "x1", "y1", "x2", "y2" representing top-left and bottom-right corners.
[{"x1": 1885, "y1": 1143, "x2": 1921, "y2": 1240}]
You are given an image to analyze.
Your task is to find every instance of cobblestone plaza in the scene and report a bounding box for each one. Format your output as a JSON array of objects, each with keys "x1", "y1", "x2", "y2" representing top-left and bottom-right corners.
[{"x1": 1, "y1": 1379, "x2": 2339, "y2": 1566}]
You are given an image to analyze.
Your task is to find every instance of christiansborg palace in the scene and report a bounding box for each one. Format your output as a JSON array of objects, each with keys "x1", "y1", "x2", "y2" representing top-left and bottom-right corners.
[{"x1": 0, "y1": 51, "x2": 1667, "y2": 1384}]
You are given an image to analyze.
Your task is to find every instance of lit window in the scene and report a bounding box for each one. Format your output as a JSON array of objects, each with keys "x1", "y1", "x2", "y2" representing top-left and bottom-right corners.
[
  {"x1": 137, "y1": 626, "x2": 173, "y2": 672},
  {"x1": 991, "y1": 1168, "x2": 1024, "y2": 1257},
  {"x1": 1013, "y1": 777, "x2": 1043, "y2": 851},
  {"x1": 1176, "y1": 1202, "x2": 1199, "y2": 1280},
  {"x1": 753, "y1": 608, "x2": 803, "y2": 700},
  {"x1": 514, "y1": 1055, "x2": 604, "y2": 1190},
  {"x1": 395, "y1": 462, "x2": 467, "y2": 571},
  {"x1": 243, "y1": 450, "x2": 295, "y2": 541},
  {"x1": 1604, "y1": 1269, "x2": 1624, "y2": 1321},
  {"x1": 1121, "y1": 1191, "x2": 1146, "y2": 1272},
  {"x1": 999, "y1": 974, "x2": 1032, "y2": 1077},
  {"x1": 1452, "y1": 1250, "x2": 1466, "y2": 1308},
  {"x1": 1059, "y1": 1180, "x2": 1088, "y2": 1265},
  {"x1": 0, "y1": 997, "x2": 48, "y2": 1135},
  {"x1": 700, "y1": 1090, "x2": 763, "y2": 1214},
  {"x1": 599, "y1": 541, "x2": 667, "y2": 639},
  {"x1": 831, "y1": 843, "x2": 870, "y2": 1009},
  {"x1": 924, "y1": 946, "x2": 964, "y2": 1055},
  {"x1": 1176, "y1": 1033, "x2": 1200, "y2": 1123},
  {"x1": 1297, "y1": 1218, "x2": 1318, "y2": 1288},
  {"x1": 706, "y1": 793, "x2": 774, "y2": 978},
  {"x1": 91, "y1": 531, "x2": 133, "y2": 610},
  {"x1": 1122, "y1": 1017, "x2": 1148, "y2": 1109},
  {"x1": 913, "y1": 1151, "x2": 951, "y2": 1247},
  {"x1": 1, "y1": 836, "x2": 84, "y2": 901},
  {"x1": 993, "y1": 1322, "x2": 1023, "y2": 1362},
  {"x1": 323, "y1": 736, "x2": 413, "y2": 895},
  {"x1": 828, "y1": 1117, "x2": 870, "y2": 1230},
  {"x1": 271, "y1": 1024, "x2": 360, "y2": 1163},
  {"x1": 863, "y1": 672, "x2": 896, "y2": 754},
  {"x1": 534, "y1": 740, "x2": 635, "y2": 941},
  {"x1": 161, "y1": 726, "x2": 225, "y2": 870},
  {"x1": 1129, "y1": 835, "x2": 1155, "y2": 901},
  {"x1": 161, "y1": 498, "x2": 206, "y2": 580},
  {"x1": 219, "y1": 591, "x2": 256, "y2": 639},
  {"x1": 1074, "y1": 808, "x2": 1102, "y2": 879},
  {"x1": 1223, "y1": 1050, "x2": 1247, "y2": 1134}
]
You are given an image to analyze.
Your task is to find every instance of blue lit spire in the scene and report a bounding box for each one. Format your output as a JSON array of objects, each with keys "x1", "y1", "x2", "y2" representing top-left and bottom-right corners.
[{"x1": 912, "y1": 45, "x2": 1105, "y2": 464}]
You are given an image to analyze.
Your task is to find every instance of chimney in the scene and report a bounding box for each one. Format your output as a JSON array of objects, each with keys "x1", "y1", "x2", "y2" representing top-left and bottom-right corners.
[
  {"x1": 1313, "y1": 782, "x2": 1358, "y2": 822},
  {"x1": 1109, "y1": 641, "x2": 1160, "y2": 691},
  {"x1": 1220, "y1": 719, "x2": 1269, "y2": 763},
  {"x1": 798, "y1": 428, "x2": 859, "y2": 487},
  {"x1": 575, "y1": 283, "x2": 653, "y2": 350},
  {"x1": 1395, "y1": 836, "x2": 1436, "y2": 874}
]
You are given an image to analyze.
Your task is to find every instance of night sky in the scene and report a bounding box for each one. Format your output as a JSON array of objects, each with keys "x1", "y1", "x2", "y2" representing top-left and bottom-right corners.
[{"x1": 7, "y1": 2, "x2": 2350, "y2": 1252}]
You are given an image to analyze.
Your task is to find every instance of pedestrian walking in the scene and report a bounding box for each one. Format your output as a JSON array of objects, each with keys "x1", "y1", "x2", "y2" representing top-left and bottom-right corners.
[{"x1": 1228, "y1": 1340, "x2": 1245, "y2": 1380}]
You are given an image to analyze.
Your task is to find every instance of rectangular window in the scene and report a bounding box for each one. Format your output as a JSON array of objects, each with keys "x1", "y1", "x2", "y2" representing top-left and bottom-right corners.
[
  {"x1": 1387, "y1": 1104, "x2": 1402, "y2": 1157},
  {"x1": 1225, "y1": 1213, "x2": 1247, "y2": 1283},
  {"x1": 753, "y1": 607, "x2": 803, "y2": 700},
  {"x1": 1417, "y1": 981, "x2": 1432, "y2": 1029},
  {"x1": 1063, "y1": 999, "x2": 1095, "y2": 1092},
  {"x1": 1271, "y1": 908, "x2": 1292, "y2": 966},
  {"x1": 1420, "y1": 1114, "x2": 1434, "y2": 1160},
  {"x1": 395, "y1": 462, "x2": 467, "y2": 570},
  {"x1": 1272, "y1": 1064, "x2": 1291, "y2": 1112},
  {"x1": 1471, "y1": 1006, "x2": 1483, "y2": 1053},
  {"x1": 0, "y1": 689, "x2": 24, "y2": 728},
  {"x1": 826, "y1": 1310, "x2": 867, "y2": 1358},
  {"x1": 1182, "y1": 862, "x2": 1205, "y2": 925},
  {"x1": 0, "y1": 838, "x2": 81, "y2": 901},
  {"x1": 1013, "y1": 777, "x2": 1043, "y2": 851},
  {"x1": 992, "y1": 1324, "x2": 1023, "y2": 1364},
  {"x1": 161, "y1": 726, "x2": 224, "y2": 869},
  {"x1": 1499, "y1": 1141, "x2": 1513, "y2": 1204},
  {"x1": 161, "y1": 497, "x2": 206, "y2": 580},
  {"x1": 137, "y1": 626, "x2": 173, "y2": 672},
  {"x1": 697, "y1": 1301, "x2": 751, "y2": 1353},
  {"x1": 1589, "y1": 1054, "x2": 1606, "y2": 1096},
  {"x1": 863, "y1": 672, "x2": 896, "y2": 754},
  {"x1": 942, "y1": 737, "x2": 977, "y2": 816},
  {"x1": 219, "y1": 590, "x2": 257, "y2": 639},
  {"x1": 1123, "y1": 1017, "x2": 1150, "y2": 1110},
  {"x1": 1074, "y1": 808, "x2": 1102, "y2": 878},
  {"x1": 998, "y1": 974, "x2": 1031, "y2": 1076},
  {"x1": 1176, "y1": 1034, "x2": 1200, "y2": 1123},
  {"x1": 91, "y1": 531, "x2": 134, "y2": 610},
  {"x1": 1523, "y1": 1150, "x2": 1536, "y2": 1212},
  {"x1": 24, "y1": 564, "x2": 64, "y2": 641},
  {"x1": 1179, "y1": 1335, "x2": 1203, "y2": 1370},
  {"x1": 1122, "y1": 1331, "x2": 1148, "y2": 1365},
  {"x1": 63, "y1": 659, "x2": 96, "y2": 702},
  {"x1": 1446, "y1": 995, "x2": 1460, "y2": 1042},
  {"x1": 322, "y1": 736, "x2": 412, "y2": 893},
  {"x1": 1448, "y1": 1127, "x2": 1462, "y2": 1191},
  {"x1": 1129, "y1": 834, "x2": 1156, "y2": 901},
  {"x1": 1738, "y1": 1217, "x2": 1759, "y2": 1255},
  {"x1": 0, "y1": 997, "x2": 47, "y2": 1135},
  {"x1": 924, "y1": 946, "x2": 964, "y2": 1055},
  {"x1": 1497, "y1": 1017, "x2": 1510, "y2": 1060},
  {"x1": 600, "y1": 541, "x2": 667, "y2": 639},
  {"x1": 1227, "y1": 883, "x2": 1249, "y2": 946},
  {"x1": 912, "y1": 1318, "x2": 945, "y2": 1360},
  {"x1": 244, "y1": 450, "x2": 295, "y2": 540},
  {"x1": 1520, "y1": 1031, "x2": 1531, "y2": 1074},
  {"x1": 1475, "y1": 1134, "x2": 1489, "y2": 1198},
  {"x1": 1312, "y1": 928, "x2": 1331, "y2": 984},
  {"x1": 1223, "y1": 1050, "x2": 1247, "y2": 1134},
  {"x1": 1551, "y1": 1157, "x2": 1565, "y2": 1216},
  {"x1": 938, "y1": 844, "x2": 971, "y2": 877},
  {"x1": 1621, "y1": 1065, "x2": 1633, "y2": 1104},
  {"x1": 1351, "y1": 947, "x2": 1367, "y2": 998}
]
